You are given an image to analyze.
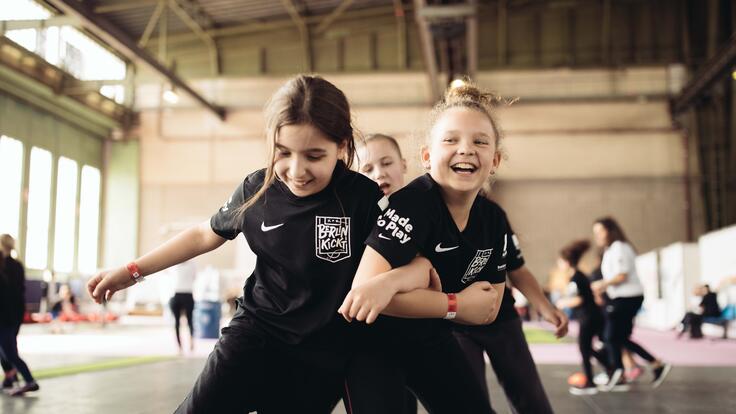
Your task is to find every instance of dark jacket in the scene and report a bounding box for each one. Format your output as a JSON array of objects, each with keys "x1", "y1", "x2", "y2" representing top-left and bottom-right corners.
[{"x1": 0, "y1": 256, "x2": 26, "y2": 326}]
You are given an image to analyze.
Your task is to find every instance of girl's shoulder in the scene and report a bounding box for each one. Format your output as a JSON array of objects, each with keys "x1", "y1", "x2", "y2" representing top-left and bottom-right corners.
[
  {"x1": 474, "y1": 195, "x2": 509, "y2": 223},
  {"x1": 390, "y1": 174, "x2": 436, "y2": 201}
]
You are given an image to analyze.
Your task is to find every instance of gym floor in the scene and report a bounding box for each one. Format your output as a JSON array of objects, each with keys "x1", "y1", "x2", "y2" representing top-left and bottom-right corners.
[{"x1": 2, "y1": 320, "x2": 735, "y2": 413}]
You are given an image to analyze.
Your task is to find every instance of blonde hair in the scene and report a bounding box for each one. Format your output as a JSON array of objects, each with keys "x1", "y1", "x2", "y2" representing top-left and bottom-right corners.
[{"x1": 428, "y1": 82, "x2": 515, "y2": 151}]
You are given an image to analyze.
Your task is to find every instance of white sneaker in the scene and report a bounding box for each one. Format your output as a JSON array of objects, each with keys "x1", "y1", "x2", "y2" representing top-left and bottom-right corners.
[
  {"x1": 569, "y1": 384, "x2": 599, "y2": 396},
  {"x1": 593, "y1": 372, "x2": 609, "y2": 386},
  {"x1": 600, "y1": 369, "x2": 628, "y2": 392}
]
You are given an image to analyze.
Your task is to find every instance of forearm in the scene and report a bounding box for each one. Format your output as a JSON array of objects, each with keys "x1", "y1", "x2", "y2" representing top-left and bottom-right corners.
[
  {"x1": 380, "y1": 256, "x2": 432, "y2": 293},
  {"x1": 556, "y1": 296, "x2": 582, "y2": 309},
  {"x1": 133, "y1": 221, "x2": 225, "y2": 277},
  {"x1": 606, "y1": 273, "x2": 627, "y2": 287},
  {"x1": 508, "y1": 266, "x2": 554, "y2": 312},
  {"x1": 383, "y1": 289, "x2": 448, "y2": 318}
]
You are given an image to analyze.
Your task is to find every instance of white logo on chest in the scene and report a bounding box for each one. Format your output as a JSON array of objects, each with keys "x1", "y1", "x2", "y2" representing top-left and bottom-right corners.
[
  {"x1": 315, "y1": 216, "x2": 351, "y2": 263},
  {"x1": 435, "y1": 243, "x2": 459, "y2": 253},
  {"x1": 461, "y1": 249, "x2": 493, "y2": 284},
  {"x1": 261, "y1": 222, "x2": 284, "y2": 232}
]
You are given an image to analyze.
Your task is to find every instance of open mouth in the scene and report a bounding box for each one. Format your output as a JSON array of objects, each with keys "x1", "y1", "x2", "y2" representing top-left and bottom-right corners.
[
  {"x1": 378, "y1": 182, "x2": 391, "y2": 192},
  {"x1": 451, "y1": 162, "x2": 477, "y2": 175}
]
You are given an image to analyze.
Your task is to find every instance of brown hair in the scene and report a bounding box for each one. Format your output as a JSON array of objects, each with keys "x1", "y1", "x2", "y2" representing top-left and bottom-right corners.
[
  {"x1": 234, "y1": 75, "x2": 356, "y2": 215},
  {"x1": 362, "y1": 133, "x2": 403, "y2": 158},
  {"x1": 594, "y1": 216, "x2": 634, "y2": 250},
  {"x1": 560, "y1": 239, "x2": 591, "y2": 268}
]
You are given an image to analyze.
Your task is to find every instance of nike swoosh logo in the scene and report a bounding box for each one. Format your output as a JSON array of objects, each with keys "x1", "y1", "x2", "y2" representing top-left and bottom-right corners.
[
  {"x1": 435, "y1": 243, "x2": 459, "y2": 253},
  {"x1": 261, "y1": 222, "x2": 284, "y2": 232},
  {"x1": 378, "y1": 233, "x2": 391, "y2": 240}
]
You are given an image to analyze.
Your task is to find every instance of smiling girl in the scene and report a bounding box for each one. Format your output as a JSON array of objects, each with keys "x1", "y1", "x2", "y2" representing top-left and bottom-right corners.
[
  {"x1": 86, "y1": 75, "x2": 434, "y2": 413},
  {"x1": 340, "y1": 83, "x2": 551, "y2": 413}
]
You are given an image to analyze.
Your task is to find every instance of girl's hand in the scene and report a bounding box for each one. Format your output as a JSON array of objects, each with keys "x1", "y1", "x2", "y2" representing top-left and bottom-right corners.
[
  {"x1": 428, "y1": 268, "x2": 443, "y2": 292},
  {"x1": 338, "y1": 275, "x2": 397, "y2": 324},
  {"x1": 87, "y1": 267, "x2": 136, "y2": 304},
  {"x1": 540, "y1": 305, "x2": 569, "y2": 338},
  {"x1": 454, "y1": 281, "x2": 499, "y2": 325}
]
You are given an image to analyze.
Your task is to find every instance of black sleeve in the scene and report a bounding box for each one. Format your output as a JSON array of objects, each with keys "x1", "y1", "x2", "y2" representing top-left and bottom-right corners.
[
  {"x1": 365, "y1": 189, "x2": 432, "y2": 268},
  {"x1": 504, "y1": 213, "x2": 526, "y2": 272},
  {"x1": 210, "y1": 172, "x2": 260, "y2": 240}
]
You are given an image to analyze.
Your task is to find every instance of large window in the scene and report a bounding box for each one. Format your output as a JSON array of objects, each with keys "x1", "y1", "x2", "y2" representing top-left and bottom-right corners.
[
  {"x1": 78, "y1": 166, "x2": 101, "y2": 274},
  {"x1": 0, "y1": 136, "x2": 24, "y2": 239},
  {"x1": 53, "y1": 157, "x2": 78, "y2": 273},
  {"x1": 25, "y1": 147, "x2": 52, "y2": 269},
  {"x1": 3, "y1": 1, "x2": 126, "y2": 87}
]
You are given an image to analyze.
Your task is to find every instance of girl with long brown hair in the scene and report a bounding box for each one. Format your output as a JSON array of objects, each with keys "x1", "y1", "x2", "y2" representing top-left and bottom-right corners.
[{"x1": 86, "y1": 75, "x2": 441, "y2": 413}]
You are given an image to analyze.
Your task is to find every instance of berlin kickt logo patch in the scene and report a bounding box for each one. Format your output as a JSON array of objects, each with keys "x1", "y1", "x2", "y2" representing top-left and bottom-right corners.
[
  {"x1": 315, "y1": 216, "x2": 351, "y2": 263},
  {"x1": 461, "y1": 248, "x2": 493, "y2": 284}
]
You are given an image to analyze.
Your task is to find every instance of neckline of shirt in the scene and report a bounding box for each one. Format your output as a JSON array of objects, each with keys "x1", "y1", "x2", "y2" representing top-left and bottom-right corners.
[{"x1": 422, "y1": 173, "x2": 482, "y2": 236}]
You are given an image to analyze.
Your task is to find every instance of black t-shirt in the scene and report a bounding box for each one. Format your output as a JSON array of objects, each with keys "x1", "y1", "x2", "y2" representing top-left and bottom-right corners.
[
  {"x1": 365, "y1": 174, "x2": 524, "y2": 310},
  {"x1": 568, "y1": 270, "x2": 602, "y2": 321},
  {"x1": 701, "y1": 292, "x2": 721, "y2": 318},
  {"x1": 0, "y1": 257, "x2": 26, "y2": 326},
  {"x1": 210, "y1": 161, "x2": 383, "y2": 345}
]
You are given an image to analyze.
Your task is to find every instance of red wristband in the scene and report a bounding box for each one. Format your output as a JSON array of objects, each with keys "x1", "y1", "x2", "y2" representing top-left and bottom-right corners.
[
  {"x1": 444, "y1": 293, "x2": 457, "y2": 320},
  {"x1": 126, "y1": 262, "x2": 145, "y2": 283}
]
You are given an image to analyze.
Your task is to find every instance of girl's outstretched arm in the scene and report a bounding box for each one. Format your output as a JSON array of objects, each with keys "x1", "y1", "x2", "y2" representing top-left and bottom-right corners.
[
  {"x1": 509, "y1": 266, "x2": 568, "y2": 338},
  {"x1": 87, "y1": 221, "x2": 226, "y2": 303}
]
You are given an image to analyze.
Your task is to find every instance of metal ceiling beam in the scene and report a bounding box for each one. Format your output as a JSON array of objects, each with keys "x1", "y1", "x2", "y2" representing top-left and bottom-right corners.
[
  {"x1": 168, "y1": 0, "x2": 220, "y2": 75},
  {"x1": 280, "y1": 0, "x2": 313, "y2": 72},
  {"x1": 466, "y1": 0, "x2": 478, "y2": 79},
  {"x1": 45, "y1": 0, "x2": 225, "y2": 120},
  {"x1": 147, "y1": 5, "x2": 399, "y2": 46},
  {"x1": 95, "y1": 0, "x2": 160, "y2": 14},
  {"x1": 315, "y1": 0, "x2": 354, "y2": 35},
  {"x1": 138, "y1": 0, "x2": 166, "y2": 48},
  {"x1": 0, "y1": 16, "x2": 77, "y2": 31},
  {"x1": 671, "y1": 33, "x2": 736, "y2": 115},
  {"x1": 413, "y1": 0, "x2": 441, "y2": 103}
]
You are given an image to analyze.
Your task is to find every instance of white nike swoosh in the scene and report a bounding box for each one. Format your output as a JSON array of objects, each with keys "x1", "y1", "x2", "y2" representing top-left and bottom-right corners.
[
  {"x1": 261, "y1": 222, "x2": 285, "y2": 232},
  {"x1": 435, "y1": 243, "x2": 459, "y2": 253},
  {"x1": 378, "y1": 233, "x2": 391, "y2": 240}
]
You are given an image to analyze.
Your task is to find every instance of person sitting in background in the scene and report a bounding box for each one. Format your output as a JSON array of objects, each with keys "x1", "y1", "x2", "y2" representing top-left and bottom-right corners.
[
  {"x1": 50, "y1": 284, "x2": 80, "y2": 333},
  {"x1": 678, "y1": 284, "x2": 721, "y2": 339}
]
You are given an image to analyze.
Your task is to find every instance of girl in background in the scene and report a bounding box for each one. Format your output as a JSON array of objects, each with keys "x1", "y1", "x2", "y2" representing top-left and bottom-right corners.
[
  {"x1": 591, "y1": 217, "x2": 671, "y2": 391},
  {"x1": 555, "y1": 239, "x2": 609, "y2": 395}
]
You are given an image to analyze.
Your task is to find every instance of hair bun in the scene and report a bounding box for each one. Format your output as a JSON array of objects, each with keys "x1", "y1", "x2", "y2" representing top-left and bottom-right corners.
[{"x1": 445, "y1": 83, "x2": 516, "y2": 109}]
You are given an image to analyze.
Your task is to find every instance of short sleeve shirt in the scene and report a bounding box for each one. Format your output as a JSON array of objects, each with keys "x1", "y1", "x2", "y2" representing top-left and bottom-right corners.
[
  {"x1": 210, "y1": 162, "x2": 383, "y2": 344},
  {"x1": 601, "y1": 241, "x2": 643, "y2": 299},
  {"x1": 569, "y1": 271, "x2": 602, "y2": 320},
  {"x1": 365, "y1": 174, "x2": 524, "y2": 295}
]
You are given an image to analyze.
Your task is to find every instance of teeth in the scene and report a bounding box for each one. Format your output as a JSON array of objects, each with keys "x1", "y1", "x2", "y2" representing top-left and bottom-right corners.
[{"x1": 453, "y1": 162, "x2": 476, "y2": 169}]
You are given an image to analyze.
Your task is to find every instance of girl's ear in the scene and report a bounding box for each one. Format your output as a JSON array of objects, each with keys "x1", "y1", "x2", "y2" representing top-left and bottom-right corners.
[
  {"x1": 401, "y1": 158, "x2": 408, "y2": 174},
  {"x1": 420, "y1": 146, "x2": 431, "y2": 170},
  {"x1": 491, "y1": 151, "x2": 502, "y2": 175}
]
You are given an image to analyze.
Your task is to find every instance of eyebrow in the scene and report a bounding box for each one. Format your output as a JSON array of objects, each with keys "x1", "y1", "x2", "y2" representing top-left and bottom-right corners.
[
  {"x1": 275, "y1": 144, "x2": 327, "y2": 153},
  {"x1": 443, "y1": 130, "x2": 491, "y2": 138}
]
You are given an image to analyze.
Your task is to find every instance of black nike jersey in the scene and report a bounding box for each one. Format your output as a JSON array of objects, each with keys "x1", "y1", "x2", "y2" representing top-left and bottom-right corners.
[
  {"x1": 365, "y1": 174, "x2": 524, "y2": 295},
  {"x1": 210, "y1": 161, "x2": 383, "y2": 344}
]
